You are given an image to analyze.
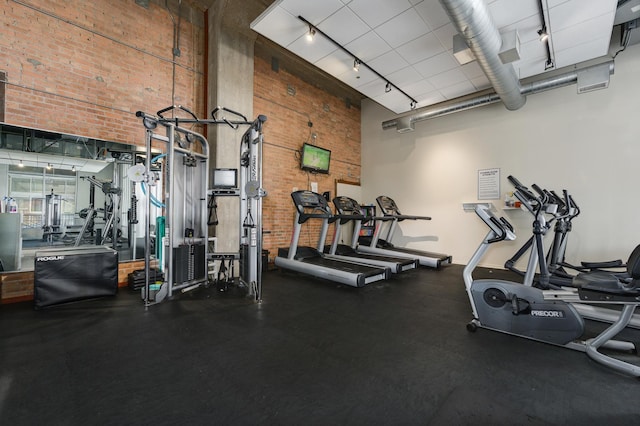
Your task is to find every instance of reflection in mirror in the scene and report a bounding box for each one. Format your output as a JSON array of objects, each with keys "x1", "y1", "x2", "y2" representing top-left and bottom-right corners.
[{"x1": 0, "y1": 123, "x2": 161, "y2": 272}]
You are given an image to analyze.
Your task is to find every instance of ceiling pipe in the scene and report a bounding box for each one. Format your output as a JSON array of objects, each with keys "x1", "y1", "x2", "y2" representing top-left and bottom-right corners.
[
  {"x1": 381, "y1": 60, "x2": 614, "y2": 132},
  {"x1": 439, "y1": 0, "x2": 526, "y2": 111}
]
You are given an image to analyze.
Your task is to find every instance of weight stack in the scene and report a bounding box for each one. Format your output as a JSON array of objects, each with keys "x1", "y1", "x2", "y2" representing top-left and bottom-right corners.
[{"x1": 172, "y1": 244, "x2": 206, "y2": 285}]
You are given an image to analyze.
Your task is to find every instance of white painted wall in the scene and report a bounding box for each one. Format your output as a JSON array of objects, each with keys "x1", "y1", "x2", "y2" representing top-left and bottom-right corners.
[{"x1": 361, "y1": 43, "x2": 640, "y2": 269}]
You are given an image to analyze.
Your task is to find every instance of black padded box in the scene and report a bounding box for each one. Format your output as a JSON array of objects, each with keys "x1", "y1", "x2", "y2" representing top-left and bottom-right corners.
[{"x1": 34, "y1": 246, "x2": 118, "y2": 309}]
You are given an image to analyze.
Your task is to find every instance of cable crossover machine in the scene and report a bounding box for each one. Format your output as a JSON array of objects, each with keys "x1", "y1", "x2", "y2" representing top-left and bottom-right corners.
[{"x1": 134, "y1": 105, "x2": 267, "y2": 307}]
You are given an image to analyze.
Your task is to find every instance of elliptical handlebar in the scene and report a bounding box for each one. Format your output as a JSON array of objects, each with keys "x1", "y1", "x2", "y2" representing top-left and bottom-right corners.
[
  {"x1": 487, "y1": 217, "x2": 509, "y2": 244},
  {"x1": 567, "y1": 193, "x2": 580, "y2": 218},
  {"x1": 475, "y1": 205, "x2": 516, "y2": 243}
]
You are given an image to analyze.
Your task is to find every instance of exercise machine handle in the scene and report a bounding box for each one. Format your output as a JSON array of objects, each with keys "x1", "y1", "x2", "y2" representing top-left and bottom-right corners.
[
  {"x1": 487, "y1": 216, "x2": 508, "y2": 243},
  {"x1": 211, "y1": 106, "x2": 248, "y2": 122},
  {"x1": 156, "y1": 104, "x2": 199, "y2": 121}
]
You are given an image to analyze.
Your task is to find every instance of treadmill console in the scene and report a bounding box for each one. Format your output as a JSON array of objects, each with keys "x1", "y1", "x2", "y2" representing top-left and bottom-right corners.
[
  {"x1": 333, "y1": 196, "x2": 361, "y2": 215},
  {"x1": 376, "y1": 195, "x2": 400, "y2": 215},
  {"x1": 291, "y1": 190, "x2": 331, "y2": 216}
]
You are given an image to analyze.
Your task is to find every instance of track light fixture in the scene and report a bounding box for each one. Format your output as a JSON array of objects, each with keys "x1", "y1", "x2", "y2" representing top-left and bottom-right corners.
[
  {"x1": 46, "y1": 163, "x2": 52, "y2": 170},
  {"x1": 537, "y1": 0, "x2": 554, "y2": 70},
  {"x1": 537, "y1": 27, "x2": 549, "y2": 42},
  {"x1": 71, "y1": 165, "x2": 76, "y2": 172},
  {"x1": 544, "y1": 58, "x2": 554, "y2": 70},
  {"x1": 410, "y1": 101, "x2": 417, "y2": 110},
  {"x1": 297, "y1": 15, "x2": 417, "y2": 111},
  {"x1": 18, "y1": 159, "x2": 24, "y2": 167},
  {"x1": 306, "y1": 26, "x2": 316, "y2": 42}
]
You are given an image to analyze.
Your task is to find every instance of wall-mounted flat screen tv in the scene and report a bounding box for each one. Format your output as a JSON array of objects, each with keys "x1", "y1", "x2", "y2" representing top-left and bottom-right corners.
[{"x1": 300, "y1": 143, "x2": 331, "y2": 174}]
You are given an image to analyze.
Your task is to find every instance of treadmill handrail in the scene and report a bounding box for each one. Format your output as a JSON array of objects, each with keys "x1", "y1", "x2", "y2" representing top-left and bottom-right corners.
[{"x1": 386, "y1": 214, "x2": 432, "y2": 221}]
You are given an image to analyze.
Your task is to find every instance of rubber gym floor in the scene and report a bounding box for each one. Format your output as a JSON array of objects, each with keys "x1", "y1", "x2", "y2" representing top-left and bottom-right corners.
[{"x1": 1, "y1": 264, "x2": 639, "y2": 425}]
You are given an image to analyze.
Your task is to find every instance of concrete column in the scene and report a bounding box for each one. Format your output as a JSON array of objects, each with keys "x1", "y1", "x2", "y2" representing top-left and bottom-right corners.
[{"x1": 207, "y1": 0, "x2": 257, "y2": 252}]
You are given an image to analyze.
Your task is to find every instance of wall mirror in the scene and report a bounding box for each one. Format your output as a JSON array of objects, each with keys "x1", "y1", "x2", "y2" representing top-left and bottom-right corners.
[{"x1": 0, "y1": 123, "x2": 160, "y2": 272}]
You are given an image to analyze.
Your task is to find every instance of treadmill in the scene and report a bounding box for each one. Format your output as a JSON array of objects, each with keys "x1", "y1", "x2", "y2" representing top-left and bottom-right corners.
[
  {"x1": 325, "y1": 196, "x2": 418, "y2": 273},
  {"x1": 357, "y1": 195, "x2": 452, "y2": 268},
  {"x1": 275, "y1": 190, "x2": 390, "y2": 287}
]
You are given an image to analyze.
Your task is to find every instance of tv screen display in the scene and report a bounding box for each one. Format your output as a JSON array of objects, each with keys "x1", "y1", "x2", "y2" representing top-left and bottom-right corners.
[
  {"x1": 300, "y1": 143, "x2": 331, "y2": 174},
  {"x1": 212, "y1": 168, "x2": 237, "y2": 188}
]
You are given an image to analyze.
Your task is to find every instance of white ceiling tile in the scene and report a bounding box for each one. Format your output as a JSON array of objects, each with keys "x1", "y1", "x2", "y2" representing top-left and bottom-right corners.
[
  {"x1": 317, "y1": 6, "x2": 370, "y2": 45},
  {"x1": 337, "y1": 66, "x2": 378, "y2": 88},
  {"x1": 460, "y1": 61, "x2": 484, "y2": 79},
  {"x1": 516, "y1": 60, "x2": 547, "y2": 79},
  {"x1": 470, "y1": 75, "x2": 491, "y2": 90},
  {"x1": 375, "y1": 8, "x2": 430, "y2": 48},
  {"x1": 373, "y1": 89, "x2": 413, "y2": 113},
  {"x1": 415, "y1": 91, "x2": 446, "y2": 107},
  {"x1": 433, "y1": 23, "x2": 458, "y2": 51},
  {"x1": 413, "y1": 51, "x2": 458, "y2": 78},
  {"x1": 488, "y1": 0, "x2": 539, "y2": 29},
  {"x1": 551, "y1": 13, "x2": 615, "y2": 54},
  {"x1": 553, "y1": 37, "x2": 612, "y2": 69},
  {"x1": 367, "y1": 50, "x2": 410, "y2": 75},
  {"x1": 288, "y1": 34, "x2": 338, "y2": 64},
  {"x1": 428, "y1": 68, "x2": 468, "y2": 88},
  {"x1": 279, "y1": 0, "x2": 344, "y2": 25},
  {"x1": 358, "y1": 77, "x2": 392, "y2": 99},
  {"x1": 546, "y1": 0, "x2": 570, "y2": 7},
  {"x1": 388, "y1": 65, "x2": 424, "y2": 86},
  {"x1": 499, "y1": 15, "x2": 542, "y2": 44},
  {"x1": 252, "y1": 0, "x2": 619, "y2": 115},
  {"x1": 439, "y1": 80, "x2": 476, "y2": 99},
  {"x1": 414, "y1": 0, "x2": 450, "y2": 30},
  {"x1": 345, "y1": 31, "x2": 392, "y2": 62},
  {"x1": 347, "y1": 0, "x2": 413, "y2": 29},
  {"x1": 516, "y1": 38, "x2": 548, "y2": 64},
  {"x1": 250, "y1": 6, "x2": 305, "y2": 47},
  {"x1": 396, "y1": 33, "x2": 445, "y2": 64},
  {"x1": 403, "y1": 79, "x2": 435, "y2": 97},
  {"x1": 548, "y1": 0, "x2": 617, "y2": 32},
  {"x1": 314, "y1": 49, "x2": 354, "y2": 76}
]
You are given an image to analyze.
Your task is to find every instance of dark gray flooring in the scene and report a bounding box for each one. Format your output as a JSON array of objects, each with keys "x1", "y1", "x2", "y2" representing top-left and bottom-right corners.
[{"x1": 1, "y1": 265, "x2": 640, "y2": 425}]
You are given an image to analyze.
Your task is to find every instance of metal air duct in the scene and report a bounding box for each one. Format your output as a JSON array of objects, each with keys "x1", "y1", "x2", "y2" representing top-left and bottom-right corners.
[
  {"x1": 439, "y1": 0, "x2": 526, "y2": 111},
  {"x1": 382, "y1": 60, "x2": 614, "y2": 131}
]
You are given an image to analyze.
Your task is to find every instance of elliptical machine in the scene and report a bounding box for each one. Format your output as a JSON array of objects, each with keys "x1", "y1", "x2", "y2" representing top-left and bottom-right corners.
[
  {"x1": 464, "y1": 205, "x2": 585, "y2": 345},
  {"x1": 464, "y1": 204, "x2": 640, "y2": 377}
]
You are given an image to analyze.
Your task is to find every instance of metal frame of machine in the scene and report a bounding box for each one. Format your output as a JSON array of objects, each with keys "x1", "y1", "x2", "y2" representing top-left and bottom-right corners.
[{"x1": 135, "y1": 105, "x2": 267, "y2": 306}]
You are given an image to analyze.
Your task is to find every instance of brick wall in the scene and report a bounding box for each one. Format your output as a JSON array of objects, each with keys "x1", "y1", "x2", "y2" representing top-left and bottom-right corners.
[
  {"x1": 0, "y1": 0, "x2": 363, "y2": 301},
  {"x1": 0, "y1": 0, "x2": 204, "y2": 302},
  {"x1": 253, "y1": 55, "x2": 361, "y2": 259},
  {"x1": 0, "y1": 0, "x2": 205, "y2": 145}
]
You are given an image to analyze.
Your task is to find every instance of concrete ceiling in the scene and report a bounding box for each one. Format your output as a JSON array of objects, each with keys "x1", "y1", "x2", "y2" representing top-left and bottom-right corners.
[{"x1": 250, "y1": 0, "x2": 626, "y2": 114}]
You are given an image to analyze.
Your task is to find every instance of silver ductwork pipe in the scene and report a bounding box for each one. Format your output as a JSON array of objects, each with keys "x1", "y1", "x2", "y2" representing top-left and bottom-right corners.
[
  {"x1": 439, "y1": 0, "x2": 525, "y2": 110},
  {"x1": 382, "y1": 60, "x2": 614, "y2": 131}
]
